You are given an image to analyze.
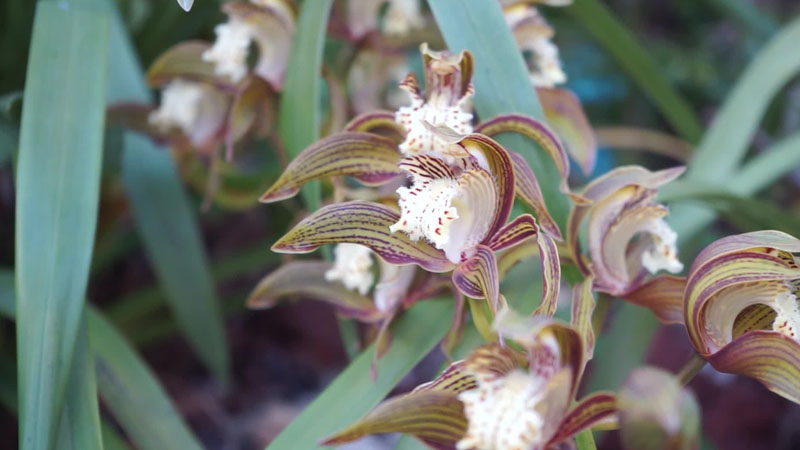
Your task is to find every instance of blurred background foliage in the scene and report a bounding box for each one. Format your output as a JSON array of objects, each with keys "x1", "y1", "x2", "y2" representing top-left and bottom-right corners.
[{"x1": 1, "y1": 0, "x2": 800, "y2": 449}]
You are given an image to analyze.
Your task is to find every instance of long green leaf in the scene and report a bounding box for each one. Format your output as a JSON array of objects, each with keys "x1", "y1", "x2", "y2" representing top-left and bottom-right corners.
[
  {"x1": 278, "y1": 0, "x2": 333, "y2": 210},
  {"x1": 99, "y1": 0, "x2": 230, "y2": 384},
  {"x1": 428, "y1": 0, "x2": 571, "y2": 228},
  {"x1": 565, "y1": 0, "x2": 703, "y2": 142},
  {"x1": 14, "y1": 3, "x2": 109, "y2": 448},
  {"x1": 267, "y1": 299, "x2": 454, "y2": 450}
]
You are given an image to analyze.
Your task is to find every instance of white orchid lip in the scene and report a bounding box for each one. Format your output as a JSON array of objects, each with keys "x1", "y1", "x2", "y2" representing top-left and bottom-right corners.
[
  {"x1": 324, "y1": 243, "x2": 375, "y2": 295},
  {"x1": 148, "y1": 79, "x2": 228, "y2": 147},
  {"x1": 640, "y1": 217, "x2": 684, "y2": 275},
  {"x1": 505, "y1": 2, "x2": 568, "y2": 88},
  {"x1": 203, "y1": 19, "x2": 253, "y2": 83}
]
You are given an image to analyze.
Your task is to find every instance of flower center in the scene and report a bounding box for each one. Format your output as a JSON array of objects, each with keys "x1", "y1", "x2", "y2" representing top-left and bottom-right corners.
[
  {"x1": 390, "y1": 177, "x2": 461, "y2": 249},
  {"x1": 640, "y1": 218, "x2": 684, "y2": 275},
  {"x1": 202, "y1": 19, "x2": 253, "y2": 83},
  {"x1": 395, "y1": 100, "x2": 474, "y2": 162},
  {"x1": 148, "y1": 79, "x2": 228, "y2": 147},
  {"x1": 324, "y1": 243, "x2": 374, "y2": 295},
  {"x1": 772, "y1": 289, "x2": 800, "y2": 341}
]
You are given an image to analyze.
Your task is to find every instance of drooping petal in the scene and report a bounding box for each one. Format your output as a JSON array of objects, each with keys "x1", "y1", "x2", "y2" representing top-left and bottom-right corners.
[
  {"x1": 538, "y1": 87, "x2": 597, "y2": 175},
  {"x1": 146, "y1": 41, "x2": 228, "y2": 88},
  {"x1": 533, "y1": 231, "x2": 562, "y2": 317},
  {"x1": 246, "y1": 261, "x2": 382, "y2": 321},
  {"x1": 272, "y1": 201, "x2": 455, "y2": 272},
  {"x1": 617, "y1": 367, "x2": 700, "y2": 450},
  {"x1": 475, "y1": 113, "x2": 586, "y2": 203},
  {"x1": 260, "y1": 132, "x2": 403, "y2": 202},
  {"x1": 548, "y1": 392, "x2": 617, "y2": 447},
  {"x1": 567, "y1": 165, "x2": 686, "y2": 273},
  {"x1": 320, "y1": 390, "x2": 467, "y2": 448},
  {"x1": 344, "y1": 110, "x2": 407, "y2": 140},
  {"x1": 486, "y1": 214, "x2": 539, "y2": 252},
  {"x1": 509, "y1": 150, "x2": 562, "y2": 239},
  {"x1": 571, "y1": 276, "x2": 596, "y2": 362},
  {"x1": 708, "y1": 330, "x2": 800, "y2": 404},
  {"x1": 622, "y1": 274, "x2": 687, "y2": 325},
  {"x1": 452, "y1": 245, "x2": 501, "y2": 313}
]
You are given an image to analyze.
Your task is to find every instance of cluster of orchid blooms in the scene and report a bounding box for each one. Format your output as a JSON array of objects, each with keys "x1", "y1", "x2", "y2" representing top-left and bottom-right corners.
[{"x1": 150, "y1": 1, "x2": 800, "y2": 449}]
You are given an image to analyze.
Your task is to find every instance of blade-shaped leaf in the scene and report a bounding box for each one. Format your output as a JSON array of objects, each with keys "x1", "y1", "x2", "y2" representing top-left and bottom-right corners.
[
  {"x1": 247, "y1": 261, "x2": 382, "y2": 322},
  {"x1": 428, "y1": 0, "x2": 571, "y2": 228},
  {"x1": 272, "y1": 201, "x2": 455, "y2": 272},
  {"x1": 278, "y1": 0, "x2": 333, "y2": 210},
  {"x1": 565, "y1": 0, "x2": 702, "y2": 142},
  {"x1": 260, "y1": 132, "x2": 402, "y2": 203},
  {"x1": 15, "y1": 3, "x2": 108, "y2": 448},
  {"x1": 266, "y1": 299, "x2": 454, "y2": 450}
]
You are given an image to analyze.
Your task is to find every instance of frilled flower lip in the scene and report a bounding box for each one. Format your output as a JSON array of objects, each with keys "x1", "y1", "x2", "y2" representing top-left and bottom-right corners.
[{"x1": 684, "y1": 230, "x2": 800, "y2": 404}]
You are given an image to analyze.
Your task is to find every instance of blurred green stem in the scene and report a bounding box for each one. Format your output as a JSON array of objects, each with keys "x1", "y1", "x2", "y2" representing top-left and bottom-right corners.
[{"x1": 677, "y1": 354, "x2": 707, "y2": 386}]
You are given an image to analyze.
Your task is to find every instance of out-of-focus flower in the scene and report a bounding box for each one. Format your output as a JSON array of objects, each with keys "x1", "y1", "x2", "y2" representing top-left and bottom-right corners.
[
  {"x1": 325, "y1": 243, "x2": 375, "y2": 295},
  {"x1": 322, "y1": 311, "x2": 615, "y2": 449},
  {"x1": 203, "y1": 0, "x2": 295, "y2": 89},
  {"x1": 568, "y1": 166, "x2": 686, "y2": 300},
  {"x1": 395, "y1": 44, "x2": 475, "y2": 162},
  {"x1": 347, "y1": 0, "x2": 424, "y2": 40},
  {"x1": 148, "y1": 79, "x2": 229, "y2": 148},
  {"x1": 505, "y1": 2, "x2": 567, "y2": 89},
  {"x1": 347, "y1": 49, "x2": 410, "y2": 115},
  {"x1": 684, "y1": 230, "x2": 800, "y2": 404},
  {"x1": 617, "y1": 366, "x2": 700, "y2": 450}
]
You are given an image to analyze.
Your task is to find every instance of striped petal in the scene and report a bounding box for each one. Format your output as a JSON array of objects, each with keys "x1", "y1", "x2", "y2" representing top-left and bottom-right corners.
[
  {"x1": 452, "y1": 245, "x2": 501, "y2": 313},
  {"x1": 321, "y1": 390, "x2": 467, "y2": 448},
  {"x1": 533, "y1": 231, "x2": 562, "y2": 317},
  {"x1": 567, "y1": 165, "x2": 685, "y2": 275},
  {"x1": 226, "y1": 75, "x2": 273, "y2": 159},
  {"x1": 475, "y1": 113, "x2": 585, "y2": 203},
  {"x1": 548, "y1": 392, "x2": 617, "y2": 447},
  {"x1": 487, "y1": 214, "x2": 539, "y2": 252},
  {"x1": 571, "y1": 276, "x2": 596, "y2": 362},
  {"x1": 146, "y1": 41, "x2": 229, "y2": 88},
  {"x1": 622, "y1": 274, "x2": 686, "y2": 325},
  {"x1": 709, "y1": 331, "x2": 800, "y2": 404},
  {"x1": 272, "y1": 201, "x2": 454, "y2": 272},
  {"x1": 260, "y1": 132, "x2": 402, "y2": 203},
  {"x1": 617, "y1": 367, "x2": 700, "y2": 450},
  {"x1": 344, "y1": 110, "x2": 406, "y2": 140},
  {"x1": 509, "y1": 150, "x2": 562, "y2": 239},
  {"x1": 538, "y1": 87, "x2": 597, "y2": 175},
  {"x1": 246, "y1": 261, "x2": 382, "y2": 322}
]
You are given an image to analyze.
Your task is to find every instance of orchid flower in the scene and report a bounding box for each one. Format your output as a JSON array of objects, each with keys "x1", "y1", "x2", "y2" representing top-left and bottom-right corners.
[
  {"x1": 202, "y1": 0, "x2": 295, "y2": 89},
  {"x1": 322, "y1": 306, "x2": 615, "y2": 450},
  {"x1": 566, "y1": 165, "x2": 688, "y2": 323},
  {"x1": 504, "y1": 1, "x2": 568, "y2": 89},
  {"x1": 684, "y1": 230, "x2": 800, "y2": 404},
  {"x1": 260, "y1": 44, "x2": 579, "y2": 240},
  {"x1": 347, "y1": 0, "x2": 425, "y2": 40},
  {"x1": 148, "y1": 78, "x2": 229, "y2": 149}
]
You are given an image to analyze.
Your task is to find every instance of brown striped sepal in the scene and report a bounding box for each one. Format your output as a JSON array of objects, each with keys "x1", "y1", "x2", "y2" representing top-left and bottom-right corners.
[
  {"x1": 622, "y1": 274, "x2": 686, "y2": 325},
  {"x1": 260, "y1": 132, "x2": 403, "y2": 203},
  {"x1": 226, "y1": 76, "x2": 273, "y2": 159},
  {"x1": 246, "y1": 261, "x2": 382, "y2": 322},
  {"x1": 532, "y1": 231, "x2": 562, "y2": 317},
  {"x1": 486, "y1": 214, "x2": 540, "y2": 252},
  {"x1": 475, "y1": 113, "x2": 588, "y2": 205},
  {"x1": 571, "y1": 276, "x2": 597, "y2": 363},
  {"x1": 146, "y1": 41, "x2": 231, "y2": 89},
  {"x1": 452, "y1": 245, "x2": 501, "y2": 313},
  {"x1": 272, "y1": 201, "x2": 455, "y2": 272},
  {"x1": 548, "y1": 392, "x2": 618, "y2": 447},
  {"x1": 344, "y1": 110, "x2": 406, "y2": 142},
  {"x1": 617, "y1": 367, "x2": 700, "y2": 450},
  {"x1": 539, "y1": 87, "x2": 598, "y2": 176},
  {"x1": 509, "y1": 150, "x2": 563, "y2": 239},
  {"x1": 684, "y1": 230, "x2": 800, "y2": 404}
]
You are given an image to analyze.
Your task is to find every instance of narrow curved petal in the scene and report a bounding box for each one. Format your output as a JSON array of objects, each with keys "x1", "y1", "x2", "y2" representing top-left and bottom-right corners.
[
  {"x1": 684, "y1": 250, "x2": 800, "y2": 354},
  {"x1": 548, "y1": 392, "x2": 617, "y2": 447},
  {"x1": 709, "y1": 330, "x2": 800, "y2": 404},
  {"x1": 571, "y1": 276, "x2": 596, "y2": 362},
  {"x1": 487, "y1": 214, "x2": 539, "y2": 252},
  {"x1": 460, "y1": 343, "x2": 521, "y2": 384},
  {"x1": 146, "y1": 41, "x2": 227, "y2": 88},
  {"x1": 622, "y1": 275, "x2": 686, "y2": 325},
  {"x1": 414, "y1": 359, "x2": 478, "y2": 394},
  {"x1": 538, "y1": 87, "x2": 597, "y2": 175},
  {"x1": 509, "y1": 151, "x2": 562, "y2": 239},
  {"x1": 452, "y1": 245, "x2": 501, "y2": 312},
  {"x1": 272, "y1": 201, "x2": 455, "y2": 272},
  {"x1": 260, "y1": 132, "x2": 402, "y2": 203},
  {"x1": 533, "y1": 231, "x2": 562, "y2": 317},
  {"x1": 320, "y1": 390, "x2": 467, "y2": 448},
  {"x1": 344, "y1": 110, "x2": 406, "y2": 140},
  {"x1": 246, "y1": 261, "x2": 382, "y2": 322},
  {"x1": 475, "y1": 113, "x2": 586, "y2": 203}
]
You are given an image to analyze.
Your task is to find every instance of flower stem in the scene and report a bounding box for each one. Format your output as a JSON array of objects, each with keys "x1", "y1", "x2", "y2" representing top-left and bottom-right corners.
[{"x1": 677, "y1": 353, "x2": 707, "y2": 385}]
